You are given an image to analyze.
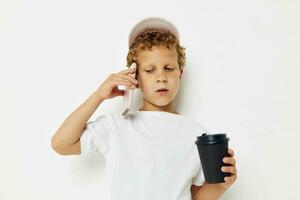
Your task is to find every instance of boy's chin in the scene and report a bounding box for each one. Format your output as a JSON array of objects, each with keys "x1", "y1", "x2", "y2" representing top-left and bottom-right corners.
[
  {"x1": 141, "y1": 92, "x2": 176, "y2": 106},
  {"x1": 149, "y1": 98, "x2": 174, "y2": 107}
]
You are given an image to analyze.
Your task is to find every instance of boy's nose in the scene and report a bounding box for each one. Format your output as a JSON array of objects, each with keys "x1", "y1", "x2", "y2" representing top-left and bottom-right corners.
[
  {"x1": 156, "y1": 71, "x2": 168, "y2": 83},
  {"x1": 156, "y1": 77, "x2": 168, "y2": 83}
]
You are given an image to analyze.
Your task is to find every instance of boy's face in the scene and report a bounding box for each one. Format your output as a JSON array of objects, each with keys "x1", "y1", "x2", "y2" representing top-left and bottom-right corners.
[{"x1": 136, "y1": 45, "x2": 183, "y2": 110}]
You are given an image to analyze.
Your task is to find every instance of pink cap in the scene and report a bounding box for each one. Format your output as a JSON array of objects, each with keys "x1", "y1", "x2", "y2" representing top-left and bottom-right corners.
[{"x1": 128, "y1": 17, "x2": 180, "y2": 48}]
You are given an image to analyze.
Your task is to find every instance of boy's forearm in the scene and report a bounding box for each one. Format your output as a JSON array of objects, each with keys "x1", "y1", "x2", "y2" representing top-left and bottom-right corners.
[
  {"x1": 51, "y1": 90, "x2": 105, "y2": 147},
  {"x1": 193, "y1": 183, "x2": 227, "y2": 200}
]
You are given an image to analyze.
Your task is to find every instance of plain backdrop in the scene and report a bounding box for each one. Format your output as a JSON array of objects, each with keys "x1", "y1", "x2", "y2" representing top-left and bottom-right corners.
[{"x1": 1, "y1": 0, "x2": 299, "y2": 199}]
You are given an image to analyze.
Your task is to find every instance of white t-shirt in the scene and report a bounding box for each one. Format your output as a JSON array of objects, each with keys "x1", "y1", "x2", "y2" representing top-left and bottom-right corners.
[{"x1": 80, "y1": 110, "x2": 209, "y2": 200}]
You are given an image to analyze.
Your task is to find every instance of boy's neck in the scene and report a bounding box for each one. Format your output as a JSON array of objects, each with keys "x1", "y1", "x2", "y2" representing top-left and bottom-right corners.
[{"x1": 139, "y1": 101, "x2": 179, "y2": 114}]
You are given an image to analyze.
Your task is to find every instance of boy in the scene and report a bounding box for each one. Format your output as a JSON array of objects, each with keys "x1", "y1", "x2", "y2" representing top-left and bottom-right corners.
[{"x1": 51, "y1": 17, "x2": 237, "y2": 200}]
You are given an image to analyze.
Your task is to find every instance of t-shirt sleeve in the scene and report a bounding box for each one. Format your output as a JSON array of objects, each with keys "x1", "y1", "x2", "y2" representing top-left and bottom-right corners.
[
  {"x1": 191, "y1": 162, "x2": 205, "y2": 186},
  {"x1": 80, "y1": 114, "x2": 112, "y2": 156},
  {"x1": 192, "y1": 122, "x2": 210, "y2": 186}
]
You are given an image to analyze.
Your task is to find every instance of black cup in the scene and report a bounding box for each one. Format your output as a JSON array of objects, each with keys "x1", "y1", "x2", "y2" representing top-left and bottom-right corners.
[{"x1": 195, "y1": 133, "x2": 231, "y2": 183}]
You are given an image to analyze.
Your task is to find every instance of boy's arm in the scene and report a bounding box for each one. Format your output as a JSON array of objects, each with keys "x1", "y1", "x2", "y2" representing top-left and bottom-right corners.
[
  {"x1": 192, "y1": 183, "x2": 227, "y2": 200},
  {"x1": 51, "y1": 67, "x2": 138, "y2": 155},
  {"x1": 51, "y1": 90, "x2": 105, "y2": 155}
]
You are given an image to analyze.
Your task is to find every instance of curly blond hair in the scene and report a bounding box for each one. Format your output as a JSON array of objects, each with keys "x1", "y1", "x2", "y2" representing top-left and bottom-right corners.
[{"x1": 126, "y1": 29, "x2": 186, "y2": 71}]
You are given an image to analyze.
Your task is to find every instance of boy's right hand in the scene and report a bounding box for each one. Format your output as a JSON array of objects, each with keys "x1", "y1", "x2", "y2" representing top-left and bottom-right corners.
[{"x1": 95, "y1": 68, "x2": 138, "y2": 100}]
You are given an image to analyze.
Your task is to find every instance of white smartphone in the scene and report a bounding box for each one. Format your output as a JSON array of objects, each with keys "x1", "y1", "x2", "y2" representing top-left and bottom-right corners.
[{"x1": 121, "y1": 62, "x2": 137, "y2": 116}]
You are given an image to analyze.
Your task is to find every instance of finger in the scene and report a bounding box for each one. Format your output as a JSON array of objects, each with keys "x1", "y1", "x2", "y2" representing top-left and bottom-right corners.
[
  {"x1": 119, "y1": 70, "x2": 137, "y2": 80},
  {"x1": 118, "y1": 74, "x2": 138, "y2": 85},
  {"x1": 119, "y1": 68, "x2": 136, "y2": 75},
  {"x1": 111, "y1": 78, "x2": 133, "y2": 88},
  {"x1": 228, "y1": 148, "x2": 234, "y2": 157},
  {"x1": 224, "y1": 174, "x2": 237, "y2": 182},
  {"x1": 221, "y1": 166, "x2": 237, "y2": 174},
  {"x1": 223, "y1": 157, "x2": 236, "y2": 165}
]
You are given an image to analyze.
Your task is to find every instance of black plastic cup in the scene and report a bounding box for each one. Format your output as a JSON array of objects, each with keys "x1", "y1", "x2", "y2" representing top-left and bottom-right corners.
[{"x1": 195, "y1": 133, "x2": 231, "y2": 184}]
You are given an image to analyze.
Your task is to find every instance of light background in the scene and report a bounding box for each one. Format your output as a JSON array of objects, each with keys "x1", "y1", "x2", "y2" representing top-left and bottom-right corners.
[{"x1": 1, "y1": 0, "x2": 299, "y2": 199}]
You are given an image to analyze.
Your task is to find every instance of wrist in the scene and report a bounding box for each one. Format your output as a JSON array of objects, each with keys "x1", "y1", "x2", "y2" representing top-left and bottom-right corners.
[
  {"x1": 93, "y1": 90, "x2": 106, "y2": 102},
  {"x1": 216, "y1": 182, "x2": 230, "y2": 191}
]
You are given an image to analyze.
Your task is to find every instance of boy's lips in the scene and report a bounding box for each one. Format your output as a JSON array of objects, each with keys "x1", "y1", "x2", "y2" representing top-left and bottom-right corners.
[
  {"x1": 155, "y1": 88, "x2": 169, "y2": 95},
  {"x1": 155, "y1": 88, "x2": 169, "y2": 92}
]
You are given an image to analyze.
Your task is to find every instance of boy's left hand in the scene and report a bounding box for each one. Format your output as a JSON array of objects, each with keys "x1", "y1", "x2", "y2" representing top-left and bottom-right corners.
[{"x1": 218, "y1": 148, "x2": 237, "y2": 189}]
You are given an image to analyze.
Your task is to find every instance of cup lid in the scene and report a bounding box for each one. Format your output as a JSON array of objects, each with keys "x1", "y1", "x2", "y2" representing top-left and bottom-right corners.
[{"x1": 195, "y1": 133, "x2": 229, "y2": 145}]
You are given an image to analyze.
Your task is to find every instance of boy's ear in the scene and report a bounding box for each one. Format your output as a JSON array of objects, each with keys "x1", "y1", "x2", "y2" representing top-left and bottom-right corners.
[{"x1": 179, "y1": 68, "x2": 183, "y2": 79}]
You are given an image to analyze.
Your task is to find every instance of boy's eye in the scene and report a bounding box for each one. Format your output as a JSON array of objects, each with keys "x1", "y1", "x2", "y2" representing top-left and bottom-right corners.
[
  {"x1": 166, "y1": 67, "x2": 174, "y2": 71},
  {"x1": 145, "y1": 67, "x2": 174, "y2": 73}
]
